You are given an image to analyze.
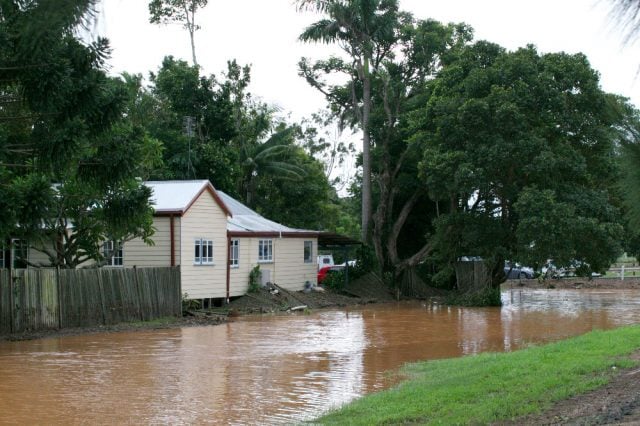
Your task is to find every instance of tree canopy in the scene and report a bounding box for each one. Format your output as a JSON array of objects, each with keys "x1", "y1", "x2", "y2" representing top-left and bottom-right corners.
[
  {"x1": 417, "y1": 42, "x2": 635, "y2": 281},
  {"x1": 0, "y1": 0, "x2": 156, "y2": 267}
]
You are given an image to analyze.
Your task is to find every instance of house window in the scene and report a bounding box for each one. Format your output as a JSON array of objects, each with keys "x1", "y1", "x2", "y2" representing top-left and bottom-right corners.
[
  {"x1": 194, "y1": 239, "x2": 214, "y2": 265},
  {"x1": 258, "y1": 239, "x2": 273, "y2": 263},
  {"x1": 11, "y1": 239, "x2": 28, "y2": 269},
  {"x1": 230, "y1": 239, "x2": 239, "y2": 268},
  {"x1": 103, "y1": 241, "x2": 123, "y2": 267},
  {"x1": 304, "y1": 241, "x2": 313, "y2": 263}
]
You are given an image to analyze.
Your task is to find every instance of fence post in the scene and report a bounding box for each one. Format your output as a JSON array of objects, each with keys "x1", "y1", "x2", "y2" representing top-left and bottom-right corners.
[
  {"x1": 621, "y1": 264, "x2": 625, "y2": 281},
  {"x1": 56, "y1": 267, "x2": 62, "y2": 329},
  {"x1": 177, "y1": 265, "x2": 182, "y2": 317},
  {"x1": 8, "y1": 265, "x2": 14, "y2": 334},
  {"x1": 133, "y1": 266, "x2": 144, "y2": 321},
  {"x1": 96, "y1": 268, "x2": 107, "y2": 325}
]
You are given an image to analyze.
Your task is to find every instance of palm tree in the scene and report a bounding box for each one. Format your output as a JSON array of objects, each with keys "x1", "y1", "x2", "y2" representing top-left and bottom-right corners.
[
  {"x1": 239, "y1": 126, "x2": 306, "y2": 207},
  {"x1": 297, "y1": 0, "x2": 399, "y2": 243},
  {"x1": 609, "y1": 0, "x2": 640, "y2": 43}
]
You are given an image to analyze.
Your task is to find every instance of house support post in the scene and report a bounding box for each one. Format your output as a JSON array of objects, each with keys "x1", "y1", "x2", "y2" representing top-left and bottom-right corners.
[{"x1": 225, "y1": 234, "x2": 231, "y2": 303}]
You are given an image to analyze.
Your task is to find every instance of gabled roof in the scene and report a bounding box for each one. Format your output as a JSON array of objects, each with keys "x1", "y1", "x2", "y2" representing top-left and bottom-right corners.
[
  {"x1": 145, "y1": 180, "x2": 232, "y2": 217},
  {"x1": 217, "y1": 191, "x2": 318, "y2": 237}
]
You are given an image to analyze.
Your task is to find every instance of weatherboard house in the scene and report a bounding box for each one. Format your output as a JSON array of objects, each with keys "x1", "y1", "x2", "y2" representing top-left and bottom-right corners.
[{"x1": 122, "y1": 180, "x2": 320, "y2": 301}]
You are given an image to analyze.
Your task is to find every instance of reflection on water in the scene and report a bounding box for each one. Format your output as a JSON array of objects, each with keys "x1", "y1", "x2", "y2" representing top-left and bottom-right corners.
[{"x1": 1, "y1": 289, "x2": 639, "y2": 424}]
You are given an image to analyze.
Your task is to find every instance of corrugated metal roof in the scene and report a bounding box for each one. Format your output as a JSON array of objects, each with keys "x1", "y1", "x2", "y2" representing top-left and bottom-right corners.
[
  {"x1": 145, "y1": 180, "x2": 210, "y2": 213},
  {"x1": 217, "y1": 191, "x2": 258, "y2": 217},
  {"x1": 145, "y1": 181, "x2": 317, "y2": 234},
  {"x1": 218, "y1": 191, "x2": 315, "y2": 234}
]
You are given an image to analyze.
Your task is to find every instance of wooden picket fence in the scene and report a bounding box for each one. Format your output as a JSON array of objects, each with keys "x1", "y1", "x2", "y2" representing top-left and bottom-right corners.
[{"x1": 0, "y1": 267, "x2": 181, "y2": 334}]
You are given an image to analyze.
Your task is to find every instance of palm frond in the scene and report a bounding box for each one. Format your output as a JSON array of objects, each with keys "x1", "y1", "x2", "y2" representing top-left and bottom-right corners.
[
  {"x1": 299, "y1": 19, "x2": 343, "y2": 43},
  {"x1": 296, "y1": 0, "x2": 333, "y2": 13},
  {"x1": 254, "y1": 144, "x2": 293, "y2": 161},
  {"x1": 262, "y1": 161, "x2": 307, "y2": 180},
  {"x1": 263, "y1": 126, "x2": 296, "y2": 145},
  {"x1": 609, "y1": 0, "x2": 640, "y2": 43}
]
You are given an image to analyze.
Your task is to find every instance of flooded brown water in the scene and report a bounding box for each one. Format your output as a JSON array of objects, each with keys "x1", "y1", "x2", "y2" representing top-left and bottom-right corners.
[{"x1": 1, "y1": 288, "x2": 640, "y2": 425}]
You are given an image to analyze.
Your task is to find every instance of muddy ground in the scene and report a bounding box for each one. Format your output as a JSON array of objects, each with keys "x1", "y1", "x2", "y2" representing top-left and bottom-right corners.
[{"x1": 496, "y1": 352, "x2": 640, "y2": 426}]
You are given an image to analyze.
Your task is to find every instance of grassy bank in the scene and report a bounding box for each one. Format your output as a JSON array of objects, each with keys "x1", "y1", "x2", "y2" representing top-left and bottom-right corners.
[{"x1": 317, "y1": 326, "x2": 640, "y2": 425}]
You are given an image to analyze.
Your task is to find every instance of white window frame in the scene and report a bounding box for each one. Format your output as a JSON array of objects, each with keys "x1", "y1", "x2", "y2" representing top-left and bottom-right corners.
[
  {"x1": 194, "y1": 238, "x2": 214, "y2": 265},
  {"x1": 230, "y1": 239, "x2": 239, "y2": 268},
  {"x1": 303, "y1": 240, "x2": 313, "y2": 264},
  {"x1": 258, "y1": 239, "x2": 273, "y2": 263},
  {"x1": 103, "y1": 241, "x2": 123, "y2": 267}
]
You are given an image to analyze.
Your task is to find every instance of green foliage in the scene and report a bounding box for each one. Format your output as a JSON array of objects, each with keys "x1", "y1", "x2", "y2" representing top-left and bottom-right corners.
[
  {"x1": 444, "y1": 287, "x2": 502, "y2": 307},
  {"x1": 318, "y1": 325, "x2": 640, "y2": 425},
  {"x1": 181, "y1": 292, "x2": 201, "y2": 313},
  {"x1": 0, "y1": 1, "x2": 156, "y2": 266},
  {"x1": 248, "y1": 265, "x2": 261, "y2": 293},
  {"x1": 148, "y1": 0, "x2": 208, "y2": 65},
  {"x1": 349, "y1": 245, "x2": 377, "y2": 279},
  {"x1": 418, "y1": 43, "x2": 631, "y2": 280},
  {"x1": 299, "y1": 8, "x2": 475, "y2": 276},
  {"x1": 322, "y1": 269, "x2": 346, "y2": 290},
  {"x1": 148, "y1": 0, "x2": 208, "y2": 27},
  {"x1": 135, "y1": 57, "x2": 344, "y2": 233}
]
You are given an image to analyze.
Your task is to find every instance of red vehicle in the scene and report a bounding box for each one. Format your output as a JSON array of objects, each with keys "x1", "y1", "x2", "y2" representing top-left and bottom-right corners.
[{"x1": 317, "y1": 265, "x2": 344, "y2": 284}]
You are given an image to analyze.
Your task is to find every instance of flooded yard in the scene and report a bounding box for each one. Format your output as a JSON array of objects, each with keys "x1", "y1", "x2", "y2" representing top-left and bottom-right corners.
[{"x1": 1, "y1": 288, "x2": 640, "y2": 424}]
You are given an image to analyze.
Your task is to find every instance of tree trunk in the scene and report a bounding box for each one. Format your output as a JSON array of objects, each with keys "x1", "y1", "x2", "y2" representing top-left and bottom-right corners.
[
  {"x1": 361, "y1": 56, "x2": 372, "y2": 244},
  {"x1": 183, "y1": 2, "x2": 198, "y2": 67},
  {"x1": 189, "y1": 28, "x2": 198, "y2": 67}
]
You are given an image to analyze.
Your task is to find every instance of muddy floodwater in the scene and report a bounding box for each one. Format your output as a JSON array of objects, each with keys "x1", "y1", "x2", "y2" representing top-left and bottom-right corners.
[{"x1": 1, "y1": 288, "x2": 640, "y2": 424}]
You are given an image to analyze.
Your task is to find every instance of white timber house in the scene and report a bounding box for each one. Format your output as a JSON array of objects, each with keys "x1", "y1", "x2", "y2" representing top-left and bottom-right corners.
[
  {"x1": 1, "y1": 180, "x2": 353, "y2": 302},
  {"x1": 126, "y1": 180, "x2": 319, "y2": 301}
]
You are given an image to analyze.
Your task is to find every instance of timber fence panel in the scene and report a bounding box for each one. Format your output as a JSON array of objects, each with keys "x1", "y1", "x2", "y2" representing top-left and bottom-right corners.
[
  {"x1": 13, "y1": 270, "x2": 24, "y2": 332},
  {"x1": 40, "y1": 269, "x2": 59, "y2": 330},
  {"x1": 136, "y1": 268, "x2": 151, "y2": 321},
  {"x1": 101, "y1": 269, "x2": 119, "y2": 324},
  {"x1": 0, "y1": 270, "x2": 9, "y2": 334},
  {"x1": 118, "y1": 268, "x2": 140, "y2": 324},
  {"x1": 15, "y1": 270, "x2": 58, "y2": 333},
  {"x1": 1, "y1": 266, "x2": 181, "y2": 334},
  {"x1": 59, "y1": 269, "x2": 103, "y2": 328}
]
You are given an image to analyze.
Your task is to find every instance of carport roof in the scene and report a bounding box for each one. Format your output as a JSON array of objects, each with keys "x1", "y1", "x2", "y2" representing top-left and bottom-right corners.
[{"x1": 318, "y1": 232, "x2": 362, "y2": 247}]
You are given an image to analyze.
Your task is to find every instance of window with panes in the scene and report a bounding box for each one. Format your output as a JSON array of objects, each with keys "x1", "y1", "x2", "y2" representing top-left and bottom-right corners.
[
  {"x1": 258, "y1": 239, "x2": 273, "y2": 262},
  {"x1": 102, "y1": 241, "x2": 123, "y2": 267},
  {"x1": 229, "y1": 239, "x2": 239, "y2": 267},
  {"x1": 194, "y1": 238, "x2": 214, "y2": 265},
  {"x1": 303, "y1": 241, "x2": 313, "y2": 263}
]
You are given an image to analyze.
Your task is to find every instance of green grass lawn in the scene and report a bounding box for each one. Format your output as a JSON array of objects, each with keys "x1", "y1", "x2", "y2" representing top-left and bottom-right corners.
[{"x1": 316, "y1": 326, "x2": 640, "y2": 425}]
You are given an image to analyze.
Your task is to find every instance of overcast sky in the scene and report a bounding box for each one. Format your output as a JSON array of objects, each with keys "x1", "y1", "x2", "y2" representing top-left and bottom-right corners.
[{"x1": 98, "y1": 0, "x2": 639, "y2": 121}]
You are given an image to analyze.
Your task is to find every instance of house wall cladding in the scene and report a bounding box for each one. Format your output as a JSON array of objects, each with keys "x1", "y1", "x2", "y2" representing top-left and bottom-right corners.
[
  {"x1": 180, "y1": 192, "x2": 228, "y2": 299},
  {"x1": 0, "y1": 267, "x2": 181, "y2": 334},
  {"x1": 124, "y1": 216, "x2": 181, "y2": 267},
  {"x1": 229, "y1": 237, "x2": 317, "y2": 296}
]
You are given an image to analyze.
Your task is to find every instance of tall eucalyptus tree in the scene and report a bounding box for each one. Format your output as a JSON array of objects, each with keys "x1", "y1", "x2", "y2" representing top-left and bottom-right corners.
[{"x1": 297, "y1": 0, "x2": 400, "y2": 243}]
